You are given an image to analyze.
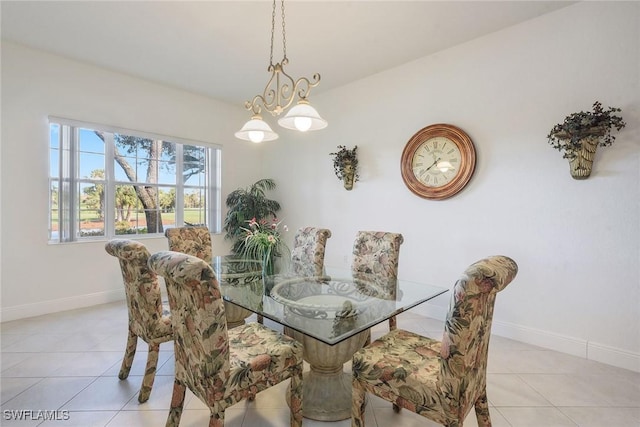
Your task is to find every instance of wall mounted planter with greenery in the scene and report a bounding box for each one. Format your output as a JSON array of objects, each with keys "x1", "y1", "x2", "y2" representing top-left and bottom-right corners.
[
  {"x1": 547, "y1": 101, "x2": 626, "y2": 180},
  {"x1": 330, "y1": 145, "x2": 359, "y2": 190}
]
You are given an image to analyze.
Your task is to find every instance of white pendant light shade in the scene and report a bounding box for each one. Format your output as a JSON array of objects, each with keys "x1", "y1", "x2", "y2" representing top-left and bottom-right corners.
[
  {"x1": 235, "y1": 115, "x2": 279, "y2": 143},
  {"x1": 278, "y1": 100, "x2": 328, "y2": 132}
]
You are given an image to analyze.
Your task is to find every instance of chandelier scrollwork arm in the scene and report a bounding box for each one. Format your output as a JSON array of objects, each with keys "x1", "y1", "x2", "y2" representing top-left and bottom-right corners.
[
  {"x1": 244, "y1": 59, "x2": 321, "y2": 117},
  {"x1": 235, "y1": 0, "x2": 326, "y2": 142}
]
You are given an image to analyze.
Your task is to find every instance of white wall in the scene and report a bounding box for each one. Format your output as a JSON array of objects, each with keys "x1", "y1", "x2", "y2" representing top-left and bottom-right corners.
[
  {"x1": 0, "y1": 41, "x2": 265, "y2": 320},
  {"x1": 1, "y1": 2, "x2": 638, "y2": 373},
  {"x1": 262, "y1": 2, "x2": 639, "y2": 371}
]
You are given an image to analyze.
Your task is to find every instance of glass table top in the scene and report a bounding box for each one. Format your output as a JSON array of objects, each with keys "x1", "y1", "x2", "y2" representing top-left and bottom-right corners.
[{"x1": 211, "y1": 256, "x2": 448, "y2": 346}]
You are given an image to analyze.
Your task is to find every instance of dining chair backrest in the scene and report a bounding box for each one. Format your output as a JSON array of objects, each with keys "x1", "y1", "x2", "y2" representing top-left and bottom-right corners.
[
  {"x1": 148, "y1": 251, "x2": 230, "y2": 390},
  {"x1": 164, "y1": 226, "x2": 212, "y2": 263},
  {"x1": 351, "y1": 231, "x2": 404, "y2": 332},
  {"x1": 351, "y1": 231, "x2": 404, "y2": 296},
  {"x1": 105, "y1": 239, "x2": 165, "y2": 340},
  {"x1": 290, "y1": 227, "x2": 332, "y2": 277},
  {"x1": 440, "y1": 256, "x2": 518, "y2": 405}
]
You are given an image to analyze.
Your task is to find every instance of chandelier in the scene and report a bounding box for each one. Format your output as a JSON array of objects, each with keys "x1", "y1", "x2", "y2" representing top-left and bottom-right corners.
[{"x1": 235, "y1": 0, "x2": 327, "y2": 143}]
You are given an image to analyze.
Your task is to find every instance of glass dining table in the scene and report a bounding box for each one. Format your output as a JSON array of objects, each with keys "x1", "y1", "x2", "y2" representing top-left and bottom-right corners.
[{"x1": 212, "y1": 256, "x2": 448, "y2": 421}]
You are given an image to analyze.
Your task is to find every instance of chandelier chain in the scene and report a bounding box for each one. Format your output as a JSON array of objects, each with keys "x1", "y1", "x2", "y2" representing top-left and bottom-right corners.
[
  {"x1": 269, "y1": 0, "x2": 276, "y2": 66},
  {"x1": 280, "y1": 0, "x2": 287, "y2": 61},
  {"x1": 240, "y1": 0, "x2": 323, "y2": 123},
  {"x1": 269, "y1": 0, "x2": 288, "y2": 65}
]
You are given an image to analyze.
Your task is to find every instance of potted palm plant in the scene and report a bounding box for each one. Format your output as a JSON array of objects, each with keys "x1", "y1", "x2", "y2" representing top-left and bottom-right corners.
[
  {"x1": 547, "y1": 101, "x2": 626, "y2": 179},
  {"x1": 223, "y1": 178, "x2": 282, "y2": 254}
]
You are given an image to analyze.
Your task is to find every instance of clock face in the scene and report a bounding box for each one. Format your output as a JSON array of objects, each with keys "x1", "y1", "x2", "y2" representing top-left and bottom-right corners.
[
  {"x1": 401, "y1": 124, "x2": 476, "y2": 200},
  {"x1": 410, "y1": 136, "x2": 462, "y2": 188}
]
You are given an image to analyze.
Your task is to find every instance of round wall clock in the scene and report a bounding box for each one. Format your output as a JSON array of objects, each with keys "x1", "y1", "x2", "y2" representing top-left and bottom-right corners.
[{"x1": 400, "y1": 123, "x2": 476, "y2": 200}]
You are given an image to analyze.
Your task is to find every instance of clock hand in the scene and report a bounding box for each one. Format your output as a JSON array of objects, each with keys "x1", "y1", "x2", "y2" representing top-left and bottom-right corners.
[{"x1": 425, "y1": 157, "x2": 441, "y2": 171}]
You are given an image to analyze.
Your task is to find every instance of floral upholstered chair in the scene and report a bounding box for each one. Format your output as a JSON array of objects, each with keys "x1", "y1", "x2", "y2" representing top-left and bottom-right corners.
[
  {"x1": 351, "y1": 231, "x2": 404, "y2": 331},
  {"x1": 165, "y1": 226, "x2": 212, "y2": 263},
  {"x1": 148, "y1": 251, "x2": 304, "y2": 427},
  {"x1": 351, "y1": 255, "x2": 518, "y2": 427},
  {"x1": 290, "y1": 227, "x2": 332, "y2": 278},
  {"x1": 166, "y1": 225, "x2": 255, "y2": 329},
  {"x1": 257, "y1": 226, "x2": 332, "y2": 324},
  {"x1": 104, "y1": 239, "x2": 173, "y2": 403}
]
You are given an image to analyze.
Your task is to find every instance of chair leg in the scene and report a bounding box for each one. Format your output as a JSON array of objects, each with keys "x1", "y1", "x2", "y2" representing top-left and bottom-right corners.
[
  {"x1": 165, "y1": 380, "x2": 186, "y2": 427},
  {"x1": 257, "y1": 314, "x2": 264, "y2": 324},
  {"x1": 351, "y1": 378, "x2": 367, "y2": 427},
  {"x1": 208, "y1": 412, "x2": 224, "y2": 427},
  {"x1": 474, "y1": 389, "x2": 492, "y2": 427},
  {"x1": 289, "y1": 372, "x2": 303, "y2": 427},
  {"x1": 118, "y1": 330, "x2": 138, "y2": 380},
  {"x1": 138, "y1": 343, "x2": 160, "y2": 403},
  {"x1": 388, "y1": 315, "x2": 397, "y2": 331}
]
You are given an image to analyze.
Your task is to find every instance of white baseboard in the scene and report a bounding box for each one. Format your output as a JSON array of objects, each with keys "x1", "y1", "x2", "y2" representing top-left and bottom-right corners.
[
  {"x1": 411, "y1": 301, "x2": 448, "y2": 320},
  {"x1": 491, "y1": 320, "x2": 587, "y2": 357},
  {"x1": 587, "y1": 341, "x2": 640, "y2": 373},
  {"x1": 411, "y1": 304, "x2": 639, "y2": 373},
  {"x1": 0, "y1": 290, "x2": 124, "y2": 322}
]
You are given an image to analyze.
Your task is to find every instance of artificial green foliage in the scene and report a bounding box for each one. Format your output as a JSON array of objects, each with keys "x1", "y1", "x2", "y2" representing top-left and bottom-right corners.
[
  {"x1": 547, "y1": 101, "x2": 626, "y2": 159},
  {"x1": 330, "y1": 145, "x2": 359, "y2": 182},
  {"x1": 240, "y1": 218, "x2": 288, "y2": 275},
  {"x1": 223, "y1": 179, "x2": 281, "y2": 254}
]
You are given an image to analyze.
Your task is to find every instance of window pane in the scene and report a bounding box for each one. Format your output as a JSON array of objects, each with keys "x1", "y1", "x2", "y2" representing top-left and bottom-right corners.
[
  {"x1": 184, "y1": 145, "x2": 205, "y2": 185},
  {"x1": 143, "y1": 209, "x2": 163, "y2": 234},
  {"x1": 118, "y1": 198, "x2": 144, "y2": 236},
  {"x1": 160, "y1": 141, "x2": 176, "y2": 162},
  {"x1": 114, "y1": 156, "x2": 137, "y2": 182},
  {"x1": 114, "y1": 184, "x2": 138, "y2": 235},
  {"x1": 184, "y1": 163, "x2": 205, "y2": 185},
  {"x1": 49, "y1": 180, "x2": 59, "y2": 241},
  {"x1": 78, "y1": 153, "x2": 105, "y2": 179},
  {"x1": 157, "y1": 186, "x2": 175, "y2": 229},
  {"x1": 78, "y1": 182, "x2": 105, "y2": 237},
  {"x1": 184, "y1": 188, "x2": 206, "y2": 226},
  {"x1": 50, "y1": 148, "x2": 60, "y2": 177},
  {"x1": 78, "y1": 128, "x2": 105, "y2": 154},
  {"x1": 184, "y1": 145, "x2": 205, "y2": 161},
  {"x1": 50, "y1": 124, "x2": 60, "y2": 149},
  {"x1": 114, "y1": 133, "x2": 153, "y2": 157},
  {"x1": 137, "y1": 159, "x2": 151, "y2": 182},
  {"x1": 158, "y1": 160, "x2": 176, "y2": 185}
]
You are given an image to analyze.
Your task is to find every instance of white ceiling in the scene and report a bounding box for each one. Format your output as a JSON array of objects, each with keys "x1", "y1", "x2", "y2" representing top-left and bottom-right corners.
[{"x1": 1, "y1": 1, "x2": 575, "y2": 107}]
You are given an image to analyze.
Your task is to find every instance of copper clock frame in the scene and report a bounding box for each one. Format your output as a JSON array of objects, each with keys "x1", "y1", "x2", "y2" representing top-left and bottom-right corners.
[{"x1": 400, "y1": 123, "x2": 476, "y2": 200}]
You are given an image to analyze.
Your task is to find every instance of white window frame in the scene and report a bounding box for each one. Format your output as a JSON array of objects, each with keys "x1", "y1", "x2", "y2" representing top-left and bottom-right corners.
[{"x1": 48, "y1": 116, "x2": 222, "y2": 243}]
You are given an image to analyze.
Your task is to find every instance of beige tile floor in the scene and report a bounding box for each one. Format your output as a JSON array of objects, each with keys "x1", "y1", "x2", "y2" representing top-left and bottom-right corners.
[{"x1": 1, "y1": 302, "x2": 639, "y2": 427}]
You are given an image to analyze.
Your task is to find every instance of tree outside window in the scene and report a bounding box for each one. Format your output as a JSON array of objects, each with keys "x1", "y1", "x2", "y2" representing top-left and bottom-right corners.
[{"x1": 49, "y1": 119, "x2": 220, "y2": 242}]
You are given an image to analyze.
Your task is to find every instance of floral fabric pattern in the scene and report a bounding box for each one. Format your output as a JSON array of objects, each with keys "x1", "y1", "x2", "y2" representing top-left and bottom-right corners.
[
  {"x1": 104, "y1": 239, "x2": 173, "y2": 403},
  {"x1": 351, "y1": 255, "x2": 518, "y2": 427},
  {"x1": 351, "y1": 231, "x2": 403, "y2": 331},
  {"x1": 290, "y1": 227, "x2": 332, "y2": 277},
  {"x1": 148, "y1": 251, "x2": 303, "y2": 427},
  {"x1": 165, "y1": 226, "x2": 213, "y2": 263},
  {"x1": 351, "y1": 231, "x2": 403, "y2": 285}
]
